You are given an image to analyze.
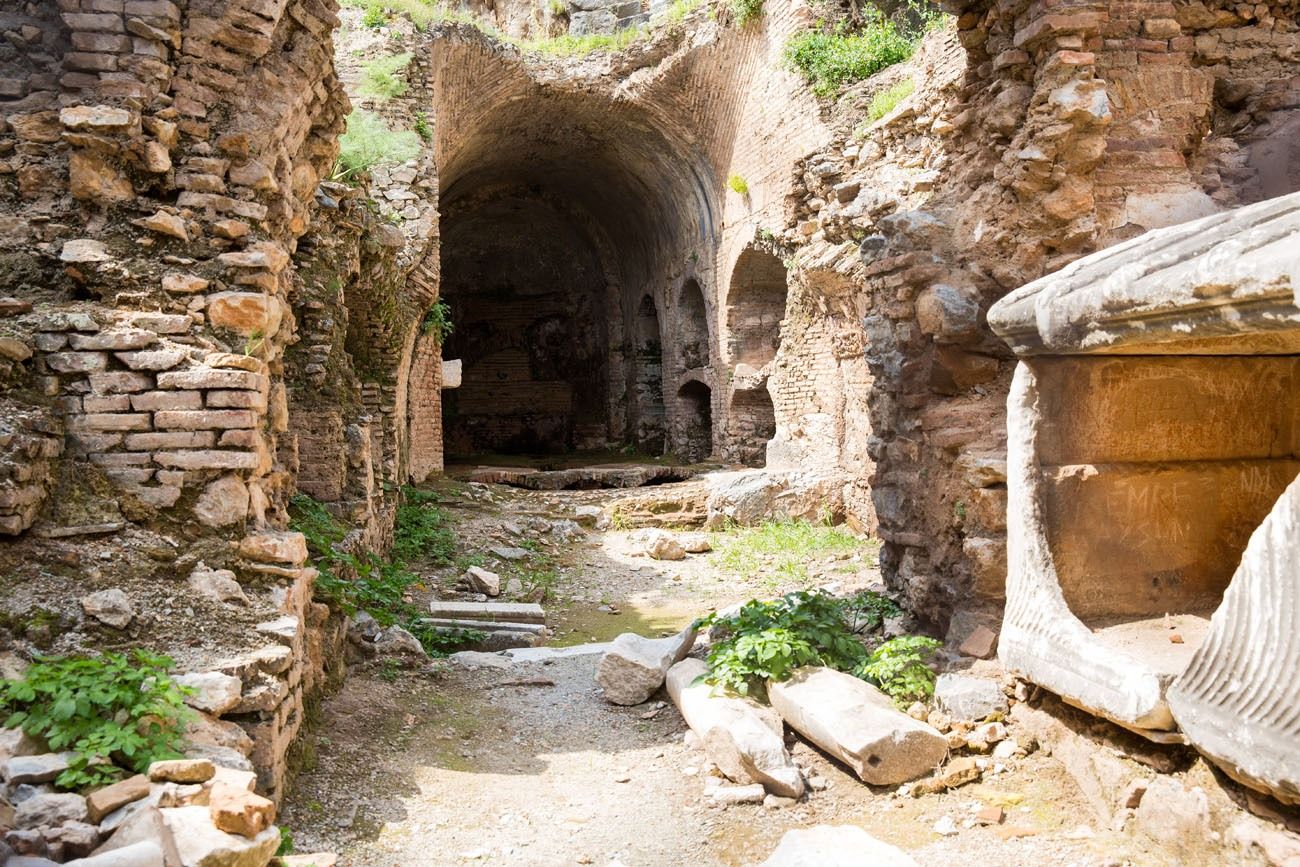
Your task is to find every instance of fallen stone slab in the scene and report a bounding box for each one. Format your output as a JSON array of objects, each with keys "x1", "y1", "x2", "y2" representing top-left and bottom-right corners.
[
  {"x1": 666, "y1": 658, "x2": 804, "y2": 799},
  {"x1": 424, "y1": 618, "x2": 546, "y2": 635},
  {"x1": 768, "y1": 667, "x2": 948, "y2": 785},
  {"x1": 710, "y1": 783, "x2": 765, "y2": 805},
  {"x1": 428, "y1": 601, "x2": 545, "y2": 624},
  {"x1": 86, "y1": 774, "x2": 150, "y2": 823},
  {"x1": 4, "y1": 752, "x2": 74, "y2": 784},
  {"x1": 449, "y1": 651, "x2": 516, "y2": 669},
  {"x1": 162, "y1": 806, "x2": 279, "y2": 867},
  {"x1": 759, "y1": 824, "x2": 918, "y2": 866},
  {"x1": 67, "y1": 841, "x2": 166, "y2": 867},
  {"x1": 934, "y1": 673, "x2": 1008, "y2": 722},
  {"x1": 597, "y1": 627, "x2": 697, "y2": 705},
  {"x1": 504, "y1": 642, "x2": 611, "y2": 662}
]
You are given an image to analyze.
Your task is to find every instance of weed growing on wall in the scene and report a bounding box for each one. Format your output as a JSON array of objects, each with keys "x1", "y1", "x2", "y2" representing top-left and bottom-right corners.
[
  {"x1": 784, "y1": 17, "x2": 916, "y2": 98},
  {"x1": 421, "y1": 299, "x2": 454, "y2": 344},
  {"x1": 0, "y1": 651, "x2": 191, "y2": 790},
  {"x1": 727, "y1": 173, "x2": 749, "y2": 195},
  {"x1": 867, "y1": 77, "x2": 915, "y2": 121},
  {"x1": 334, "y1": 110, "x2": 422, "y2": 181},
  {"x1": 359, "y1": 52, "x2": 414, "y2": 100}
]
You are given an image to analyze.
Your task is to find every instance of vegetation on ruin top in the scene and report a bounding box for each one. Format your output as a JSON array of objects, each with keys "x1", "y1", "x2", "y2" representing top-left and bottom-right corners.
[
  {"x1": 867, "y1": 76, "x2": 915, "y2": 122},
  {"x1": 784, "y1": 17, "x2": 916, "y2": 98}
]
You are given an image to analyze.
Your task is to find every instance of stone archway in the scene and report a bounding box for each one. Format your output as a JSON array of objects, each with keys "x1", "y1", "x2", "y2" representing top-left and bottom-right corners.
[
  {"x1": 676, "y1": 379, "x2": 713, "y2": 462},
  {"x1": 678, "y1": 277, "x2": 710, "y2": 371}
]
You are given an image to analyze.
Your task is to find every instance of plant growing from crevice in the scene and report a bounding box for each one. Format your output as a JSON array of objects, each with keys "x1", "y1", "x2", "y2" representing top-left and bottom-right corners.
[
  {"x1": 0, "y1": 650, "x2": 192, "y2": 790},
  {"x1": 421, "y1": 299, "x2": 454, "y2": 345},
  {"x1": 413, "y1": 111, "x2": 433, "y2": 142},
  {"x1": 867, "y1": 77, "x2": 914, "y2": 121},
  {"x1": 842, "y1": 588, "x2": 902, "y2": 633},
  {"x1": 727, "y1": 173, "x2": 749, "y2": 195},
  {"x1": 784, "y1": 15, "x2": 916, "y2": 99}
]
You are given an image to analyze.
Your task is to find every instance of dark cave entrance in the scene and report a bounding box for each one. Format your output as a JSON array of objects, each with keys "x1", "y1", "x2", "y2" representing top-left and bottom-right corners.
[{"x1": 676, "y1": 379, "x2": 712, "y2": 462}]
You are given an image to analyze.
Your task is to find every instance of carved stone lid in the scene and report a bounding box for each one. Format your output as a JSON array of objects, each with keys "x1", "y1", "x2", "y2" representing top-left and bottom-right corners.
[{"x1": 989, "y1": 191, "x2": 1300, "y2": 356}]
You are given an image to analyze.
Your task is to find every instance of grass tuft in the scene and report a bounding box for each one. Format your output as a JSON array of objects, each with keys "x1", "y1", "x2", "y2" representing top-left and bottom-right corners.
[
  {"x1": 727, "y1": 173, "x2": 749, "y2": 195},
  {"x1": 712, "y1": 518, "x2": 866, "y2": 589},
  {"x1": 334, "y1": 109, "x2": 422, "y2": 181},
  {"x1": 359, "y1": 52, "x2": 413, "y2": 100},
  {"x1": 867, "y1": 77, "x2": 915, "y2": 121}
]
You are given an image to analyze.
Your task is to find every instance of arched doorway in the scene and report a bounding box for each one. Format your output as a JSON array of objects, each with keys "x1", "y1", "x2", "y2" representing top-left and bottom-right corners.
[
  {"x1": 725, "y1": 247, "x2": 788, "y2": 466},
  {"x1": 678, "y1": 278, "x2": 710, "y2": 371},
  {"x1": 676, "y1": 379, "x2": 712, "y2": 462},
  {"x1": 633, "y1": 294, "x2": 666, "y2": 454}
]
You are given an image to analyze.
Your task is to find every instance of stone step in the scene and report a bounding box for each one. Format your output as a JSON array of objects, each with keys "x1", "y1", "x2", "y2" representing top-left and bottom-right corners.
[
  {"x1": 428, "y1": 601, "x2": 545, "y2": 624},
  {"x1": 422, "y1": 617, "x2": 546, "y2": 634}
]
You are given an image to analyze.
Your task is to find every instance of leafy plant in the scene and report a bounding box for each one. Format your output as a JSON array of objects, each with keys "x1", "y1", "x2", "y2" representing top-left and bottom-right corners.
[
  {"x1": 727, "y1": 173, "x2": 749, "y2": 195},
  {"x1": 413, "y1": 111, "x2": 433, "y2": 142},
  {"x1": 0, "y1": 651, "x2": 191, "y2": 790},
  {"x1": 277, "y1": 826, "x2": 295, "y2": 857},
  {"x1": 333, "y1": 109, "x2": 421, "y2": 182},
  {"x1": 361, "y1": 2, "x2": 387, "y2": 27},
  {"x1": 842, "y1": 589, "x2": 902, "y2": 633},
  {"x1": 731, "y1": 0, "x2": 763, "y2": 25},
  {"x1": 421, "y1": 299, "x2": 454, "y2": 344},
  {"x1": 695, "y1": 591, "x2": 869, "y2": 697},
  {"x1": 359, "y1": 52, "x2": 413, "y2": 100},
  {"x1": 548, "y1": 0, "x2": 568, "y2": 16},
  {"x1": 867, "y1": 77, "x2": 914, "y2": 121},
  {"x1": 855, "y1": 635, "x2": 942, "y2": 703},
  {"x1": 784, "y1": 17, "x2": 915, "y2": 98},
  {"x1": 393, "y1": 486, "x2": 456, "y2": 565}
]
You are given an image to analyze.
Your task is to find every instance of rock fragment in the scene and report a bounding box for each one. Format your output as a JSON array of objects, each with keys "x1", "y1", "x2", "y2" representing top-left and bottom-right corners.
[
  {"x1": 665, "y1": 658, "x2": 803, "y2": 798},
  {"x1": 596, "y1": 627, "x2": 696, "y2": 706},
  {"x1": 934, "y1": 673, "x2": 1008, "y2": 722},
  {"x1": 464, "y1": 566, "x2": 501, "y2": 597},
  {"x1": 80, "y1": 589, "x2": 134, "y2": 629}
]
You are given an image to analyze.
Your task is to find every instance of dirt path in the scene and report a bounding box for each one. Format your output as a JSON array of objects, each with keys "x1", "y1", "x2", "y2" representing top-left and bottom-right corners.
[{"x1": 280, "y1": 479, "x2": 1169, "y2": 866}]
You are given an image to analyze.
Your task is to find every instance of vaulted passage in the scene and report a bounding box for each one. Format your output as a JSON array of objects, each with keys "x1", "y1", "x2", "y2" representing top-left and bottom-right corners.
[
  {"x1": 432, "y1": 55, "x2": 716, "y2": 460},
  {"x1": 725, "y1": 247, "x2": 787, "y2": 466}
]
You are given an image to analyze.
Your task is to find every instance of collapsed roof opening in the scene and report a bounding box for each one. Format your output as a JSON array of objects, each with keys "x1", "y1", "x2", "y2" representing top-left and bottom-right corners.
[{"x1": 432, "y1": 65, "x2": 716, "y2": 460}]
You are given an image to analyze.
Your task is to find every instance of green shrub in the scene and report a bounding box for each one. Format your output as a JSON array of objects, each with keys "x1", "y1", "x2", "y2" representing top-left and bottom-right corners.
[
  {"x1": 867, "y1": 77, "x2": 915, "y2": 122},
  {"x1": 421, "y1": 299, "x2": 453, "y2": 344},
  {"x1": 290, "y1": 492, "x2": 480, "y2": 655},
  {"x1": 413, "y1": 111, "x2": 433, "y2": 142},
  {"x1": 727, "y1": 173, "x2": 749, "y2": 195},
  {"x1": 695, "y1": 591, "x2": 869, "y2": 697},
  {"x1": 731, "y1": 0, "x2": 763, "y2": 25},
  {"x1": 393, "y1": 486, "x2": 456, "y2": 565},
  {"x1": 334, "y1": 109, "x2": 421, "y2": 181},
  {"x1": 784, "y1": 18, "x2": 915, "y2": 98},
  {"x1": 842, "y1": 588, "x2": 902, "y2": 632},
  {"x1": 359, "y1": 52, "x2": 413, "y2": 100},
  {"x1": 361, "y1": 2, "x2": 388, "y2": 27},
  {"x1": 855, "y1": 635, "x2": 942, "y2": 703},
  {"x1": 0, "y1": 651, "x2": 191, "y2": 790}
]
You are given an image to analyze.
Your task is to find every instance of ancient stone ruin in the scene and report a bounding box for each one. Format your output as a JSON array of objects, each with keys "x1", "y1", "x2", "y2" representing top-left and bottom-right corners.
[{"x1": 0, "y1": 0, "x2": 1298, "y2": 861}]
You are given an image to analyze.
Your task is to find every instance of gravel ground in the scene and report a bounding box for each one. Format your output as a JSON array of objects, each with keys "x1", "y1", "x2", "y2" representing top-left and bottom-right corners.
[{"x1": 279, "y1": 480, "x2": 1185, "y2": 866}]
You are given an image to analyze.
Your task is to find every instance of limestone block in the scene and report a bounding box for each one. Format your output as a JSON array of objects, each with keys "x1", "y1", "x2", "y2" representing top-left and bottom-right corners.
[
  {"x1": 194, "y1": 476, "x2": 250, "y2": 528},
  {"x1": 934, "y1": 673, "x2": 1007, "y2": 723},
  {"x1": 149, "y1": 759, "x2": 215, "y2": 784},
  {"x1": 175, "y1": 672, "x2": 242, "y2": 715},
  {"x1": 86, "y1": 774, "x2": 150, "y2": 823},
  {"x1": 237, "y1": 531, "x2": 307, "y2": 565},
  {"x1": 464, "y1": 566, "x2": 500, "y2": 596},
  {"x1": 769, "y1": 668, "x2": 947, "y2": 785},
  {"x1": 15, "y1": 792, "x2": 88, "y2": 828},
  {"x1": 441, "y1": 358, "x2": 462, "y2": 389},
  {"x1": 596, "y1": 627, "x2": 696, "y2": 706},
  {"x1": 4, "y1": 752, "x2": 74, "y2": 784},
  {"x1": 207, "y1": 780, "x2": 275, "y2": 838},
  {"x1": 665, "y1": 658, "x2": 803, "y2": 798},
  {"x1": 74, "y1": 840, "x2": 166, "y2": 866},
  {"x1": 759, "y1": 825, "x2": 918, "y2": 866},
  {"x1": 89, "y1": 805, "x2": 181, "y2": 865},
  {"x1": 162, "y1": 807, "x2": 279, "y2": 867},
  {"x1": 81, "y1": 589, "x2": 134, "y2": 629},
  {"x1": 206, "y1": 292, "x2": 281, "y2": 338}
]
